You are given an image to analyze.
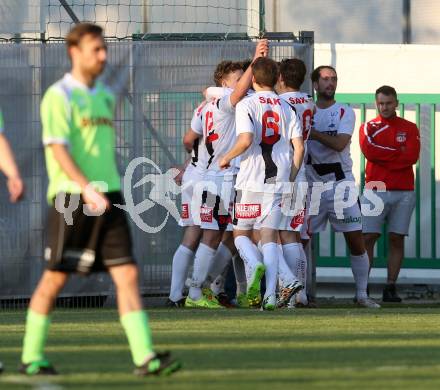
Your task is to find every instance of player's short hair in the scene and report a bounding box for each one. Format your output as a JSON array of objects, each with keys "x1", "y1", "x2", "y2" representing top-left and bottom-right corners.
[
  {"x1": 252, "y1": 57, "x2": 279, "y2": 88},
  {"x1": 279, "y1": 58, "x2": 307, "y2": 89},
  {"x1": 311, "y1": 65, "x2": 337, "y2": 83},
  {"x1": 213, "y1": 61, "x2": 243, "y2": 87},
  {"x1": 241, "y1": 59, "x2": 252, "y2": 72},
  {"x1": 66, "y1": 23, "x2": 104, "y2": 48},
  {"x1": 375, "y1": 85, "x2": 398, "y2": 99}
]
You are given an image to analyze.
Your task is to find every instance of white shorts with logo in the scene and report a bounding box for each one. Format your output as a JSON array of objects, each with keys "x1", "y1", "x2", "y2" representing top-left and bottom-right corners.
[
  {"x1": 233, "y1": 190, "x2": 282, "y2": 231},
  {"x1": 280, "y1": 181, "x2": 309, "y2": 232},
  {"x1": 361, "y1": 190, "x2": 416, "y2": 235},
  {"x1": 309, "y1": 180, "x2": 362, "y2": 233},
  {"x1": 193, "y1": 173, "x2": 235, "y2": 231},
  {"x1": 178, "y1": 166, "x2": 204, "y2": 227}
]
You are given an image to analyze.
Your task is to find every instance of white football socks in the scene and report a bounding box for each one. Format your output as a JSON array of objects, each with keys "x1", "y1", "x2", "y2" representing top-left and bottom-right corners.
[
  {"x1": 234, "y1": 235, "x2": 263, "y2": 276},
  {"x1": 232, "y1": 254, "x2": 247, "y2": 295},
  {"x1": 297, "y1": 245, "x2": 308, "y2": 303},
  {"x1": 350, "y1": 252, "x2": 370, "y2": 300},
  {"x1": 169, "y1": 244, "x2": 194, "y2": 302},
  {"x1": 206, "y1": 242, "x2": 232, "y2": 284},
  {"x1": 188, "y1": 243, "x2": 216, "y2": 301},
  {"x1": 281, "y1": 243, "x2": 301, "y2": 275},
  {"x1": 277, "y1": 244, "x2": 297, "y2": 286},
  {"x1": 261, "y1": 242, "x2": 279, "y2": 299}
]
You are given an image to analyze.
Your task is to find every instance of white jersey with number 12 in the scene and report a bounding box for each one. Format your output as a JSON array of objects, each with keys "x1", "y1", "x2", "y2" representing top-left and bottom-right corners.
[{"x1": 279, "y1": 91, "x2": 314, "y2": 182}]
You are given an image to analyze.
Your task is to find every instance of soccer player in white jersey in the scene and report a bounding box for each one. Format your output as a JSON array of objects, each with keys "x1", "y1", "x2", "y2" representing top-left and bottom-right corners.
[
  {"x1": 276, "y1": 58, "x2": 314, "y2": 307},
  {"x1": 307, "y1": 66, "x2": 380, "y2": 308},
  {"x1": 184, "y1": 41, "x2": 269, "y2": 309},
  {"x1": 166, "y1": 100, "x2": 208, "y2": 307},
  {"x1": 219, "y1": 57, "x2": 304, "y2": 310},
  {"x1": 168, "y1": 64, "x2": 251, "y2": 308},
  {"x1": 0, "y1": 109, "x2": 24, "y2": 203}
]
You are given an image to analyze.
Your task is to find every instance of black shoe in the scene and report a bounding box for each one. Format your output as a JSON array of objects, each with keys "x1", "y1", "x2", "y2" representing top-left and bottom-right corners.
[
  {"x1": 216, "y1": 292, "x2": 234, "y2": 308},
  {"x1": 165, "y1": 298, "x2": 186, "y2": 308},
  {"x1": 382, "y1": 284, "x2": 402, "y2": 302},
  {"x1": 134, "y1": 352, "x2": 182, "y2": 376},
  {"x1": 19, "y1": 360, "x2": 58, "y2": 375}
]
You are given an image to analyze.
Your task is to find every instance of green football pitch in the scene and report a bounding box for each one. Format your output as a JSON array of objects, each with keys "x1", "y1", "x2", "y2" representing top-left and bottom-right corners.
[{"x1": 1, "y1": 307, "x2": 440, "y2": 390}]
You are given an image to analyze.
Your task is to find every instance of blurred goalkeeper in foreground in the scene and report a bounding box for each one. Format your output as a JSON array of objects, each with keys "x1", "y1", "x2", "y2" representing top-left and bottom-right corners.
[{"x1": 20, "y1": 23, "x2": 181, "y2": 377}]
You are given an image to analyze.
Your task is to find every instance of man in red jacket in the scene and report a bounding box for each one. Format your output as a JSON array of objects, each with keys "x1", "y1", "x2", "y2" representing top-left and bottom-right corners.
[{"x1": 359, "y1": 85, "x2": 420, "y2": 302}]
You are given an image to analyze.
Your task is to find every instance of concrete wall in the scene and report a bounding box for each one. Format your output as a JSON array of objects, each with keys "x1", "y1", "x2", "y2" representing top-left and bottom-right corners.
[
  {"x1": 314, "y1": 43, "x2": 440, "y2": 93},
  {"x1": 265, "y1": 0, "x2": 440, "y2": 44}
]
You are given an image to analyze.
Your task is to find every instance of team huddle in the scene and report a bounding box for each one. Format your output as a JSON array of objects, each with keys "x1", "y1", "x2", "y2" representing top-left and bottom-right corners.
[
  {"x1": 3, "y1": 24, "x2": 388, "y2": 377},
  {"x1": 168, "y1": 40, "x2": 379, "y2": 311}
]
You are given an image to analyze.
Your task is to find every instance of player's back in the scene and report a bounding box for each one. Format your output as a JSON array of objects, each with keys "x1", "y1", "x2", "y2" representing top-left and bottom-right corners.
[
  {"x1": 235, "y1": 90, "x2": 299, "y2": 193},
  {"x1": 307, "y1": 102, "x2": 355, "y2": 183},
  {"x1": 197, "y1": 92, "x2": 237, "y2": 175},
  {"x1": 280, "y1": 92, "x2": 314, "y2": 141},
  {"x1": 280, "y1": 91, "x2": 314, "y2": 182}
]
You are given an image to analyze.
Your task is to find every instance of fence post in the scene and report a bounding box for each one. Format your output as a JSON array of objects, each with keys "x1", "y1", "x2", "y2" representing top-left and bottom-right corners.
[{"x1": 259, "y1": 0, "x2": 266, "y2": 36}]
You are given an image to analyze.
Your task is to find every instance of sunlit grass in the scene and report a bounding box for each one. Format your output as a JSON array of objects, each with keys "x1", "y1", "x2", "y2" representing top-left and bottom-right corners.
[{"x1": 1, "y1": 307, "x2": 440, "y2": 389}]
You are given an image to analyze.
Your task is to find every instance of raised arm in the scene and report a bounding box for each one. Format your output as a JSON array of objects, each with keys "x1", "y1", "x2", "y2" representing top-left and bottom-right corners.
[{"x1": 228, "y1": 40, "x2": 268, "y2": 108}]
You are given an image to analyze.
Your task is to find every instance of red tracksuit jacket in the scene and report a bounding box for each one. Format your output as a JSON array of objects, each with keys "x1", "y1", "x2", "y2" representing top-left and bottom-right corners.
[{"x1": 359, "y1": 114, "x2": 420, "y2": 191}]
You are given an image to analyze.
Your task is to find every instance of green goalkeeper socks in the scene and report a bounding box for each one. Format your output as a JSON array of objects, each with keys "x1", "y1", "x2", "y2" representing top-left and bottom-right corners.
[
  {"x1": 22, "y1": 309, "x2": 154, "y2": 367},
  {"x1": 21, "y1": 310, "x2": 51, "y2": 364},
  {"x1": 120, "y1": 310, "x2": 154, "y2": 366}
]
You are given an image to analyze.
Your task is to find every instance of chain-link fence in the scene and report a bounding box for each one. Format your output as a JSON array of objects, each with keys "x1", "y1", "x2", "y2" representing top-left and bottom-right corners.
[
  {"x1": 0, "y1": 0, "x2": 264, "y2": 40},
  {"x1": 0, "y1": 37, "x2": 314, "y2": 306}
]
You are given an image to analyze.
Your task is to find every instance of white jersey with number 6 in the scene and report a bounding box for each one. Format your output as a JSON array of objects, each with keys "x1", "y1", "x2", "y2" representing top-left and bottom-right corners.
[
  {"x1": 279, "y1": 92, "x2": 314, "y2": 182},
  {"x1": 235, "y1": 91, "x2": 303, "y2": 193}
]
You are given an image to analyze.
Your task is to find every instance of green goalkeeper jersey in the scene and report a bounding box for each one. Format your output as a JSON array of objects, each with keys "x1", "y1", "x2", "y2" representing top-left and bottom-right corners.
[{"x1": 41, "y1": 73, "x2": 121, "y2": 203}]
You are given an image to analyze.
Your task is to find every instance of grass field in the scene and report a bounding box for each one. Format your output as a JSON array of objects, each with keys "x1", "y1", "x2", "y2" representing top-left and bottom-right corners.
[{"x1": 1, "y1": 306, "x2": 440, "y2": 389}]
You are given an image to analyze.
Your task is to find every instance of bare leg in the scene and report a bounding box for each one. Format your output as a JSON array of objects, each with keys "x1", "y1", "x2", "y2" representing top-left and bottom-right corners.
[
  {"x1": 109, "y1": 263, "x2": 143, "y2": 315},
  {"x1": 181, "y1": 225, "x2": 202, "y2": 251},
  {"x1": 387, "y1": 233, "x2": 405, "y2": 283},
  {"x1": 343, "y1": 230, "x2": 366, "y2": 255},
  {"x1": 21, "y1": 270, "x2": 68, "y2": 365},
  {"x1": 29, "y1": 270, "x2": 69, "y2": 315},
  {"x1": 279, "y1": 230, "x2": 301, "y2": 245}
]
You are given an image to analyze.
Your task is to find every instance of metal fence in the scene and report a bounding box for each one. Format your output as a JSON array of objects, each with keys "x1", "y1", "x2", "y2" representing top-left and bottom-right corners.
[
  {"x1": 316, "y1": 93, "x2": 440, "y2": 272},
  {"x1": 0, "y1": 37, "x2": 314, "y2": 301}
]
